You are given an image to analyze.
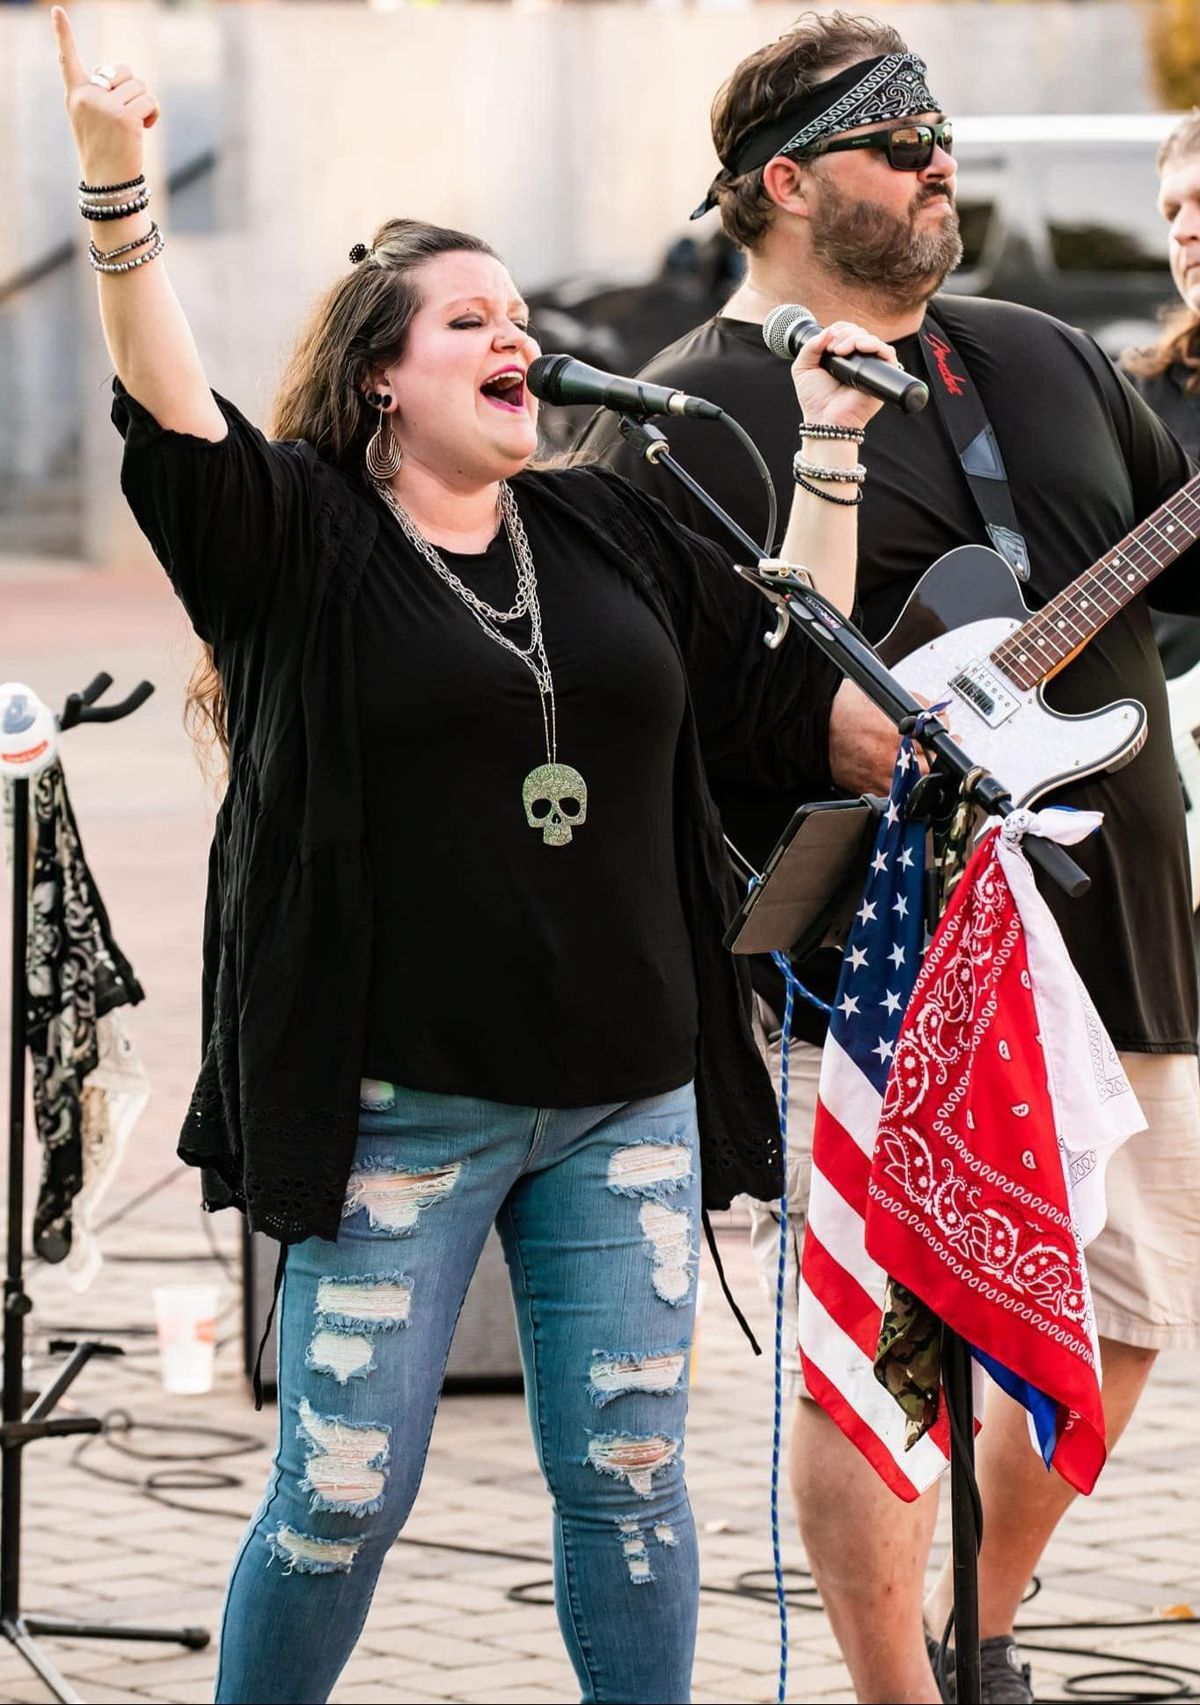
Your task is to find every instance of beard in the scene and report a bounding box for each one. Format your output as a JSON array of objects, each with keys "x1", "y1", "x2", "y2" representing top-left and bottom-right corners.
[{"x1": 809, "y1": 176, "x2": 964, "y2": 306}]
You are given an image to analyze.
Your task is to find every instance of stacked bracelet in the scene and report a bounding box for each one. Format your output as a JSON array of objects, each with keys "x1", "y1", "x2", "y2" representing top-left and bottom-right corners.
[
  {"x1": 79, "y1": 173, "x2": 145, "y2": 195},
  {"x1": 799, "y1": 421, "x2": 865, "y2": 445},
  {"x1": 88, "y1": 225, "x2": 165, "y2": 275},
  {"x1": 78, "y1": 175, "x2": 150, "y2": 222},
  {"x1": 793, "y1": 451, "x2": 867, "y2": 485},
  {"x1": 793, "y1": 471, "x2": 863, "y2": 507},
  {"x1": 79, "y1": 191, "x2": 151, "y2": 221},
  {"x1": 88, "y1": 220, "x2": 158, "y2": 263}
]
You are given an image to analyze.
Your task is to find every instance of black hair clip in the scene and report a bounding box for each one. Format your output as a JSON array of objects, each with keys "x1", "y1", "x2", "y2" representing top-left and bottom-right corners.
[{"x1": 349, "y1": 242, "x2": 369, "y2": 265}]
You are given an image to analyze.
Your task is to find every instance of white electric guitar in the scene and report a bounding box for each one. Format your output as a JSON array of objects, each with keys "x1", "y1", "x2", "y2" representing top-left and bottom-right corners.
[{"x1": 878, "y1": 472, "x2": 1200, "y2": 816}]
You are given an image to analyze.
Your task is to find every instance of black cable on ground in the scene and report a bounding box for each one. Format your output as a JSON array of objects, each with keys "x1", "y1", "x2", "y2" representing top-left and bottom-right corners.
[{"x1": 66, "y1": 1409, "x2": 1200, "y2": 1702}]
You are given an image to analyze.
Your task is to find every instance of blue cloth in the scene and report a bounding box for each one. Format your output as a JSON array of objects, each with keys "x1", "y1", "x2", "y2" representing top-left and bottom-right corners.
[
  {"x1": 972, "y1": 1347, "x2": 1060, "y2": 1467},
  {"x1": 215, "y1": 1079, "x2": 701, "y2": 1704}
]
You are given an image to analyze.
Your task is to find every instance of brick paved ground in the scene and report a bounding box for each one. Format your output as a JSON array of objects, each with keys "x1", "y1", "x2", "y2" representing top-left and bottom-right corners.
[{"x1": 2, "y1": 556, "x2": 1198, "y2": 1704}]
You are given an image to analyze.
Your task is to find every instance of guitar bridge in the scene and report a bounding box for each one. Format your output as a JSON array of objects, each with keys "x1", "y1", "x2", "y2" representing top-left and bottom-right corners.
[{"x1": 949, "y1": 662, "x2": 1020, "y2": 728}]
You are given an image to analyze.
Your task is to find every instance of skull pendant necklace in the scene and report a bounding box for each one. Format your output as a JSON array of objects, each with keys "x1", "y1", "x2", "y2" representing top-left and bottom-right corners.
[{"x1": 372, "y1": 478, "x2": 588, "y2": 847}]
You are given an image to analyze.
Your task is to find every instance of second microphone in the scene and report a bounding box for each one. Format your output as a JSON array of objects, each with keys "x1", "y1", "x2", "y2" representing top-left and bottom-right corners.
[{"x1": 527, "y1": 354, "x2": 724, "y2": 421}]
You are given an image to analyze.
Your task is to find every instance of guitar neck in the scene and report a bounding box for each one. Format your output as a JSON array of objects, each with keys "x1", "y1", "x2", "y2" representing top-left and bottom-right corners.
[{"x1": 990, "y1": 474, "x2": 1200, "y2": 690}]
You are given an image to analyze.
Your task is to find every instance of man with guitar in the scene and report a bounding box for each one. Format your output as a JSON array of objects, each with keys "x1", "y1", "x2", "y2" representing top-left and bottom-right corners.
[{"x1": 580, "y1": 15, "x2": 1200, "y2": 1703}]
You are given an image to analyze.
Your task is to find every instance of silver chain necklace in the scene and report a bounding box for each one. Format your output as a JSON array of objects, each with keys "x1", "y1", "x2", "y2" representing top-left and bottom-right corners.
[{"x1": 372, "y1": 478, "x2": 589, "y2": 847}]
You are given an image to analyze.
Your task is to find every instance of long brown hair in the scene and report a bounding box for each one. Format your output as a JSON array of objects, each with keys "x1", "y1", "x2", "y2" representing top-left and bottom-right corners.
[
  {"x1": 1123, "y1": 111, "x2": 1200, "y2": 397},
  {"x1": 186, "y1": 217, "x2": 498, "y2": 764}
]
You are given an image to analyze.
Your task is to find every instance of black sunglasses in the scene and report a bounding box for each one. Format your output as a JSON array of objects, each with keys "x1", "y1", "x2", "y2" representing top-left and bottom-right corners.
[{"x1": 798, "y1": 119, "x2": 954, "y2": 172}]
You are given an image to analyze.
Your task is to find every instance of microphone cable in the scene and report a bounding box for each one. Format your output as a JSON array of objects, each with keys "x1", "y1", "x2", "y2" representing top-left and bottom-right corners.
[
  {"x1": 709, "y1": 407, "x2": 779, "y2": 556},
  {"x1": 61, "y1": 1393, "x2": 1200, "y2": 1702}
]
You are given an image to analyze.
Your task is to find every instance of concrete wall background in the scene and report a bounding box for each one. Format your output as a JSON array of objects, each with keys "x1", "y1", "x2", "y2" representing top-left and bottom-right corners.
[{"x1": 0, "y1": 0, "x2": 1166, "y2": 567}]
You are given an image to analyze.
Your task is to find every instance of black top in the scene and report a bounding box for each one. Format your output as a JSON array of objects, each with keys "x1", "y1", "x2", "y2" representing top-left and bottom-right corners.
[
  {"x1": 1125, "y1": 361, "x2": 1200, "y2": 679},
  {"x1": 358, "y1": 508, "x2": 697, "y2": 1104},
  {"x1": 580, "y1": 295, "x2": 1200, "y2": 1056},
  {"x1": 112, "y1": 383, "x2": 844, "y2": 1241}
]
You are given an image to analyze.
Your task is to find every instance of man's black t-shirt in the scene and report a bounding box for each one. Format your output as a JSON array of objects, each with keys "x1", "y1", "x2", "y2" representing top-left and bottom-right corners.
[{"x1": 579, "y1": 295, "x2": 1200, "y2": 1055}]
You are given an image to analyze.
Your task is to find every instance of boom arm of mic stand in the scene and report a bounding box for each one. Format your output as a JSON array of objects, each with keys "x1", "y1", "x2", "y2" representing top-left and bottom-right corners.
[{"x1": 616, "y1": 412, "x2": 1089, "y2": 902}]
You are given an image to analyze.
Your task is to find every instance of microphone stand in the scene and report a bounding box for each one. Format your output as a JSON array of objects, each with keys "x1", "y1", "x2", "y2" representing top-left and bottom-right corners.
[
  {"x1": 617, "y1": 412, "x2": 1090, "y2": 1705},
  {"x1": 3, "y1": 673, "x2": 209, "y2": 1705}
]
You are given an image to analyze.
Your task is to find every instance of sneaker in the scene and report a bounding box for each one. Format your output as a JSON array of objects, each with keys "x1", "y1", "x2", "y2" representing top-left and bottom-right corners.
[
  {"x1": 978, "y1": 1636, "x2": 1034, "y2": 1704},
  {"x1": 927, "y1": 1633, "x2": 1035, "y2": 1704}
]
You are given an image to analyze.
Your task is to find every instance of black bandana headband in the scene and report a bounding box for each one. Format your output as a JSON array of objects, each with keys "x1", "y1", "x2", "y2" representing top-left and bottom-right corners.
[{"x1": 690, "y1": 51, "x2": 940, "y2": 219}]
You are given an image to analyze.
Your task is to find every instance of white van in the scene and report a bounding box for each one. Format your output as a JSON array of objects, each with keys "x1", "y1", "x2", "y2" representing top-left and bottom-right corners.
[{"x1": 947, "y1": 114, "x2": 1182, "y2": 354}]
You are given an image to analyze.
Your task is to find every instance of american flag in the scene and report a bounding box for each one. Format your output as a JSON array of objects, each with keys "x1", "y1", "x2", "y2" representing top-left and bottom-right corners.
[{"x1": 797, "y1": 738, "x2": 953, "y2": 1499}]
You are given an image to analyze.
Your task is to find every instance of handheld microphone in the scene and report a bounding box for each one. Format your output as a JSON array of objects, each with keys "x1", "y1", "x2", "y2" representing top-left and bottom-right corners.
[
  {"x1": 527, "y1": 354, "x2": 723, "y2": 421},
  {"x1": 763, "y1": 304, "x2": 929, "y2": 414}
]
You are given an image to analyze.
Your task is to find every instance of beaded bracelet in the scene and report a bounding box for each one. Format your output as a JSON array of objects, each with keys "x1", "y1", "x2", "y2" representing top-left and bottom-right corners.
[
  {"x1": 793, "y1": 471, "x2": 862, "y2": 507},
  {"x1": 79, "y1": 192, "x2": 149, "y2": 223},
  {"x1": 88, "y1": 229, "x2": 166, "y2": 275},
  {"x1": 79, "y1": 192, "x2": 151, "y2": 222},
  {"x1": 793, "y1": 450, "x2": 867, "y2": 485},
  {"x1": 79, "y1": 173, "x2": 145, "y2": 196},
  {"x1": 88, "y1": 220, "x2": 159, "y2": 264},
  {"x1": 798, "y1": 421, "x2": 865, "y2": 444}
]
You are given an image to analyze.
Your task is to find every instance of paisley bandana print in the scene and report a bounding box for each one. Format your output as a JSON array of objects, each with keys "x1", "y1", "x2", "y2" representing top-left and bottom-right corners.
[
  {"x1": 21, "y1": 761, "x2": 143, "y2": 1262},
  {"x1": 863, "y1": 828, "x2": 1116, "y2": 1494},
  {"x1": 691, "y1": 52, "x2": 941, "y2": 218},
  {"x1": 778, "y1": 53, "x2": 940, "y2": 159}
]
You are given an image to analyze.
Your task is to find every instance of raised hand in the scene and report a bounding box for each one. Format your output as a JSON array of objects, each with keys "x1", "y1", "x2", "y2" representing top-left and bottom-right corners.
[{"x1": 52, "y1": 7, "x2": 159, "y2": 187}]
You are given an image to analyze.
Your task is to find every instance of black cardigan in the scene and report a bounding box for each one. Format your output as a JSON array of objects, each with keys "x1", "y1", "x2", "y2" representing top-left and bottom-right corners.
[{"x1": 113, "y1": 384, "x2": 842, "y2": 1243}]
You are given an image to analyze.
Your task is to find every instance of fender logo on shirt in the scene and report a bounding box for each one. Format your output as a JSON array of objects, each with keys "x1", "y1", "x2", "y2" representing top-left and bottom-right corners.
[{"x1": 921, "y1": 329, "x2": 966, "y2": 397}]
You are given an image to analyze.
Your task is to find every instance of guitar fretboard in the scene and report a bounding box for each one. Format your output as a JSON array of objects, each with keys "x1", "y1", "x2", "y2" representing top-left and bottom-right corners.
[{"x1": 990, "y1": 476, "x2": 1200, "y2": 690}]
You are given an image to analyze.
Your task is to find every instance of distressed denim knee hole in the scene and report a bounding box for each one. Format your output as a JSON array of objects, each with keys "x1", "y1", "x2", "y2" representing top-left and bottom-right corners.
[
  {"x1": 606, "y1": 1140, "x2": 692, "y2": 1201},
  {"x1": 268, "y1": 1525, "x2": 362, "y2": 1576},
  {"x1": 587, "y1": 1431, "x2": 680, "y2": 1497},
  {"x1": 297, "y1": 1398, "x2": 390, "y2": 1516},
  {"x1": 315, "y1": 1274, "x2": 413, "y2": 1331},
  {"x1": 638, "y1": 1200, "x2": 695, "y2": 1305},
  {"x1": 588, "y1": 1345, "x2": 688, "y2": 1407},
  {"x1": 342, "y1": 1161, "x2": 461, "y2": 1235},
  {"x1": 306, "y1": 1328, "x2": 375, "y2": 1384}
]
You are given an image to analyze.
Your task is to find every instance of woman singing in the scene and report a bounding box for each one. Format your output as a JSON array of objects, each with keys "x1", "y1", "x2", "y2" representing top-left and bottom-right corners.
[{"x1": 53, "y1": 10, "x2": 896, "y2": 1701}]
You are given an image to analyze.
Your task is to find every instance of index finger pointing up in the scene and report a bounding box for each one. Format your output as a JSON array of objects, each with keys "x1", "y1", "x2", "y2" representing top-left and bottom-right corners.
[{"x1": 52, "y1": 8, "x2": 89, "y2": 92}]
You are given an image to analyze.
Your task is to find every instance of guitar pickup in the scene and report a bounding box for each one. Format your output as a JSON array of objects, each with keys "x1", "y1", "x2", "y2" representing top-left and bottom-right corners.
[{"x1": 949, "y1": 663, "x2": 1021, "y2": 728}]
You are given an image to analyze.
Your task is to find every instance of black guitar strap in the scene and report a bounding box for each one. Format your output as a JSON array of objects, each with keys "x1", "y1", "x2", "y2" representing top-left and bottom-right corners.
[{"x1": 917, "y1": 306, "x2": 1032, "y2": 581}]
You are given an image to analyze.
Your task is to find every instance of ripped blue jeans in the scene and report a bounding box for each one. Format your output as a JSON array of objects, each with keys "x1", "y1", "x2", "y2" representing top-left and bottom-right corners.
[{"x1": 215, "y1": 1079, "x2": 701, "y2": 1705}]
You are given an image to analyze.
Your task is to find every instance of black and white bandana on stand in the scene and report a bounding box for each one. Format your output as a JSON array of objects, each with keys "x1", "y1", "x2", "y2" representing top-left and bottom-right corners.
[
  {"x1": 691, "y1": 52, "x2": 941, "y2": 218},
  {"x1": 20, "y1": 761, "x2": 144, "y2": 1264}
]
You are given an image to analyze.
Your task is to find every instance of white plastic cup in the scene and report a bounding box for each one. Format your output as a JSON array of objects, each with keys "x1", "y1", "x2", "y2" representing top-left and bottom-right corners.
[{"x1": 153, "y1": 1285, "x2": 219, "y2": 1395}]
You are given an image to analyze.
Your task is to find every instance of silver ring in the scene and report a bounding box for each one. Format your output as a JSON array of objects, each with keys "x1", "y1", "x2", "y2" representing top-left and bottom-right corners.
[{"x1": 89, "y1": 63, "x2": 116, "y2": 89}]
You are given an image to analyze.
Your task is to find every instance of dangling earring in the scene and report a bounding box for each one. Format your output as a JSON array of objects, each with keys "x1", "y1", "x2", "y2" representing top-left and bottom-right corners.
[{"x1": 365, "y1": 391, "x2": 402, "y2": 480}]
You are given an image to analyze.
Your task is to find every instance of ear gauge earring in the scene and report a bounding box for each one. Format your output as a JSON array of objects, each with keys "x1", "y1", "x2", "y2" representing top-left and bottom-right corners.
[{"x1": 365, "y1": 391, "x2": 402, "y2": 480}]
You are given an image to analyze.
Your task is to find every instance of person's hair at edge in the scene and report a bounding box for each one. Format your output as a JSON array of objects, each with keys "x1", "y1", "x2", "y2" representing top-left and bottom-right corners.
[
  {"x1": 710, "y1": 10, "x2": 908, "y2": 251},
  {"x1": 186, "y1": 216, "x2": 496, "y2": 763},
  {"x1": 1124, "y1": 109, "x2": 1200, "y2": 396}
]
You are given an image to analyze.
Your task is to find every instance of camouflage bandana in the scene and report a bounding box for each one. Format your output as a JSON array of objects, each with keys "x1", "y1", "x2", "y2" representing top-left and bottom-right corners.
[{"x1": 874, "y1": 1277, "x2": 943, "y2": 1448}]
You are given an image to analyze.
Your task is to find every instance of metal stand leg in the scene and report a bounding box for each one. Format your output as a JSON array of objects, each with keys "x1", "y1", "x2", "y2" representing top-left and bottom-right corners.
[
  {"x1": 5, "y1": 749, "x2": 209, "y2": 1704},
  {"x1": 945, "y1": 1329, "x2": 982, "y2": 1705},
  {"x1": 1, "y1": 1617, "x2": 85, "y2": 1705}
]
